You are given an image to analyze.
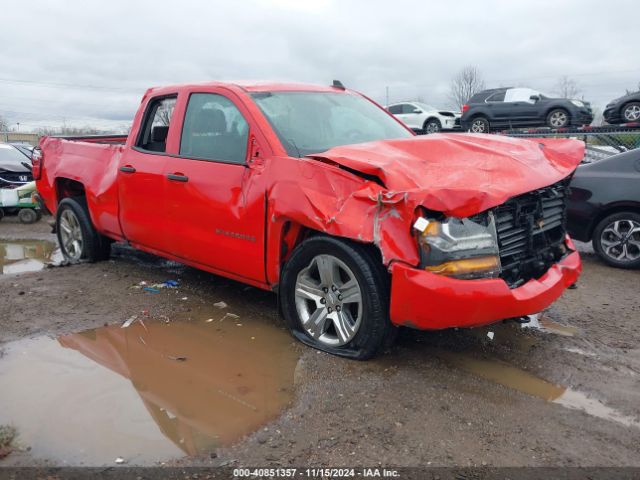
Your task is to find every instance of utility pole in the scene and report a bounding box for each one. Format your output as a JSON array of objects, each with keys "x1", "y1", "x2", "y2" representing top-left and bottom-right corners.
[{"x1": 16, "y1": 122, "x2": 20, "y2": 132}]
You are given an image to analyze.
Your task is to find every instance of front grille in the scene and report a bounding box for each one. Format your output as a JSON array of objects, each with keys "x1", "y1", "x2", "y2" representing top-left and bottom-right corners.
[
  {"x1": 0, "y1": 172, "x2": 33, "y2": 187},
  {"x1": 493, "y1": 179, "x2": 570, "y2": 287}
]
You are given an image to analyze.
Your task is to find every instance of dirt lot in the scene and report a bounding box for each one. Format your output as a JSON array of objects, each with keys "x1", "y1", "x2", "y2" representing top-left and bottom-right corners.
[{"x1": 1, "y1": 217, "x2": 639, "y2": 468}]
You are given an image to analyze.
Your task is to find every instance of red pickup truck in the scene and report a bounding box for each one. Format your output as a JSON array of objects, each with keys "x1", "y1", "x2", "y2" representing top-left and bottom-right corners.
[{"x1": 34, "y1": 81, "x2": 583, "y2": 359}]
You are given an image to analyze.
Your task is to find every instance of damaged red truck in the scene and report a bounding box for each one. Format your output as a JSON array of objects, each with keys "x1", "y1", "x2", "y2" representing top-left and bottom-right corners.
[{"x1": 34, "y1": 81, "x2": 583, "y2": 359}]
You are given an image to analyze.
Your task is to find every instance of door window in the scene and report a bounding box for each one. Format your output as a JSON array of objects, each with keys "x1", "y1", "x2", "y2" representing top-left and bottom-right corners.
[
  {"x1": 401, "y1": 104, "x2": 417, "y2": 114},
  {"x1": 136, "y1": 96, "x2": 177, "y2": 152},
  {"x1": 180, "y1": 93, "x2": 249, "y2": 164}
]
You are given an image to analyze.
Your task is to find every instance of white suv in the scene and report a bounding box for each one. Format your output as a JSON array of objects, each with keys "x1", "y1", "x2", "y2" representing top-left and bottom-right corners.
[{"x1": 386, "y1": 102, "x2": 459, "y2": 134}]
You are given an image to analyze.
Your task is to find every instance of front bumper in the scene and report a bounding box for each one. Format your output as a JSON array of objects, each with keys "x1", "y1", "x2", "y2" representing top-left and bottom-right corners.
[
  {"x1": 603, "y1": 107, "x2": 621, "y2": 124},
  {"x1": 389, "y1": 249, "x2": 581, "y2": 330},
  {"x1": 571, "y1": 110, "x2": 594, "y2": 126},
  {"x1": 441, "y1": 117, "x2": 457, "y2": 130}
]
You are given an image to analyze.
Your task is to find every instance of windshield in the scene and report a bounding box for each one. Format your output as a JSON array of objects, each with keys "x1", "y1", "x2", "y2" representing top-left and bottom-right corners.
[
  {"x1": 0, "y1": 144, "x2": 31, "y2": 172},
  {"x1": 251, "y1": 92, "x2": 413, "y2": 157}
]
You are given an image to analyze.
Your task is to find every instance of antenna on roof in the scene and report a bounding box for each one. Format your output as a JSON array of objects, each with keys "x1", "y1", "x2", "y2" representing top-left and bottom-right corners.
[{"x1": 332, "y1": 80, "x2": 345, "y2": 90}]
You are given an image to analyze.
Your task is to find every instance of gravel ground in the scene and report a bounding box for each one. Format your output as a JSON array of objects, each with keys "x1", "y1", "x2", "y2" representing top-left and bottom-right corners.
[{"x1": 0, "y1": 217, "x2": 639, "y2": 468}]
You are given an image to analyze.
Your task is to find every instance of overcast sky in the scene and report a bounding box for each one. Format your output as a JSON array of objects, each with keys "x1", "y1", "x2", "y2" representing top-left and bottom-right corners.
[{"x1": 1, "y1": 0, "x2": 638, "y2": 132}]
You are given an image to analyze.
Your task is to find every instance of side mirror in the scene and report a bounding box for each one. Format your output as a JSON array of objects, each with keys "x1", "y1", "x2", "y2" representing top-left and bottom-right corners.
[{"x1": 529, "y1": 95, "x2": 540, "y2": 102}]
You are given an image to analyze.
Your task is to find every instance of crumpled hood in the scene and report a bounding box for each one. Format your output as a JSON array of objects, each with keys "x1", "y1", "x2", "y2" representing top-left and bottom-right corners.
[{"x1": 308, "y1": 133, "x2": 584, "y2": 218}]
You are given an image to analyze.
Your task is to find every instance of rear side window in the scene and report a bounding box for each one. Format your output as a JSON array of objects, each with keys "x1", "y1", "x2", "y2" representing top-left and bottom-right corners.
[
  {"x1": 485, "y1": 91, "x2": 506, "y2": 103},
  {"x1": 401, "y1": 104, "x2": 417, "y2": 114},
  {"x1": 388, "y1": 105, "x2": 402, "y2": 115},
  {"x1": 179, "y1": 93, "x2": 249, "y2": 164},
  {"x1": 137, "y1": 96, "x2": 177, "y2": 152}
]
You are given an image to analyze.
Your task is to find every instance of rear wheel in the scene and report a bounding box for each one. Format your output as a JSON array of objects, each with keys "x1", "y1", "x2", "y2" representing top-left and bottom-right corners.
[
  {"x1": 470, "y1": 116, "x2": 489, "y2": 133},
  {"x1": 547, "y1": 109, "x2": 569, "y2": 128},
  {"x1": 622, "y1": 102, "x2": 640, "y2": 122},
  {"x1": 280, "y1": 236, "x2": 395, "y2": 359},
  {"x1": 592, "y1": 212, "x2": 640, "y2": 269},
  {"x1": 56, "y1": 197, "x2": 112, "y2": 263}
]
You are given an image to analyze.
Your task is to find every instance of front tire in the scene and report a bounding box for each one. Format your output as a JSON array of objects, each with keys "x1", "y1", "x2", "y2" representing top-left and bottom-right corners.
[
  {"x1": 592, "y1": 212, "x2": 640, "y2": 269},
  {"x1": 280, "y1": 236, "x2": 394, "y2": 360},
  {"x1": 547, "y1": 109, "x2": 570, "y2": 128},
  {"x1": 56, "y1": 197, "x2": 112, "y2": 263},
  {"x1": 423, "y1": 119, "x2": 441, "y2": 134},
  {"x1": 622, "y1": 102, "x2": 640, "y2": 123}
]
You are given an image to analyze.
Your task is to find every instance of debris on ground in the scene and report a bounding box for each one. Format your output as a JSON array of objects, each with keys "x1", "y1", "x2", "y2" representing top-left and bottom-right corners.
[
  {"x1": 121, "y1": 315, "x2": 138, "y2": 329},
  {"x1": 487, "y1": 331, "x2": 495, "y2": 340},
  {"x1": 167, "y1": 356, "x2": 187, "y2": 362},
  {"x1": 114, "y1": 456, "x2": 125, "y2": 464},
  {"x1": 220, "y1": 313, "x2": 240, "y2": 321},
  {"x1": 132, "y1": 280, "x2": 179, "y2": 292},
  {"x1": 143, "y1": 287, "x2": 161, "y2": 293},
  {"x1": 214, "y1": 301, "x2": 228, "y2": 309}
]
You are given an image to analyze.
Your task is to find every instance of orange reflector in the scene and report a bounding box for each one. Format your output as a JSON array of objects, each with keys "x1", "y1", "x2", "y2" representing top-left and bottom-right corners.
[{"x1": 425, "y1": 256, "x2": 499, "y2": 277}]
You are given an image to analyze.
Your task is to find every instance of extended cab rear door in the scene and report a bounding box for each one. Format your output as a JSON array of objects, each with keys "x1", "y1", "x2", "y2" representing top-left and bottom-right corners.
[
  {"x1": 118, "y1": 94, "x2": 177, "y2": 253},
  {"x1": 163, "y1": 89, "x2": 267, "y2": 283}
]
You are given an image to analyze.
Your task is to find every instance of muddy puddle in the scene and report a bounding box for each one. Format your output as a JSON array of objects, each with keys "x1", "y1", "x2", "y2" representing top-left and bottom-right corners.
[
  {"x1": 0, "y1": 309, "x2": 299, "y2": 465},
  {"x1": 0, "y1": 239, "x2": 62, "y2": 274},
  {"x1": 434, "y1": 349, "x2": 640, "y2": 429}
]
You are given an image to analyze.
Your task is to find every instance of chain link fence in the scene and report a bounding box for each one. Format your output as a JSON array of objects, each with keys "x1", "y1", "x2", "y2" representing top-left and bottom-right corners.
[{"x1": 500, "y1": 128, "x2": 640, "y2": 163}]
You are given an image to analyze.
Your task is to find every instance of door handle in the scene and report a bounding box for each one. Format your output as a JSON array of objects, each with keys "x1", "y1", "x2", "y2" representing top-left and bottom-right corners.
[
  {"x1": 119, "y1": 165, "x2": 136, "y2": 173},
  {"x1": 167, "y1": 173, "x2": 189, "y2": 182}
]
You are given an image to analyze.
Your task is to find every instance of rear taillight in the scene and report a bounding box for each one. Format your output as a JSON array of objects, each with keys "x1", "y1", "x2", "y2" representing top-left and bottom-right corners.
[
  {"x1": 462, "y1": 104, "x2": 470, "y2": 113},
  {"x1": 31, "y1": 147, "x2": 43, "y2": 180}
]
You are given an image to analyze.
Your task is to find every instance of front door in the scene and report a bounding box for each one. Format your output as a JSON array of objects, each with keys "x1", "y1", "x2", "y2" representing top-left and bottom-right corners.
[{"x1": 165, "y1": 91, "x2": 266, "y2": 282}]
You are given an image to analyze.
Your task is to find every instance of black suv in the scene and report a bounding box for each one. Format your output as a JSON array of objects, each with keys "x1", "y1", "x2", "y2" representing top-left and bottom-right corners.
[
  {"x1": 460, "y1": 87, "x2": 594, "y2": 133},
  {"x1": 603, "y1": 91, "x2": 640, "y2": 124}
]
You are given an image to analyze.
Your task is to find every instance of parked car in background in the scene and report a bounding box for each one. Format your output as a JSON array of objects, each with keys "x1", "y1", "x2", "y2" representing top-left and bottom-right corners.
[
  {"x1": 567, "y1": 149, "x2": 640, "y2": 268},
  {"x1": 0, "y1": 142, "x2": 33, "y2": 188},
  {"x1": 10, "y1": 142, "x2": 36, "y2": 158},
  {"x1": 386, "y1": 102, "x2": 459, "y2": 133},
  {"x1": 603, "y1": 91, "x2": 640, "y2": 124},
  {"x1": 460, "y1": 87, "x2": 594, "y2": 133}
]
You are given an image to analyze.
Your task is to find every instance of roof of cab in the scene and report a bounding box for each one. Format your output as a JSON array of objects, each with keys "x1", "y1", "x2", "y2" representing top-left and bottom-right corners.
[{"x1": 145, "y1": 81, "x2": 349, "y2": 96}]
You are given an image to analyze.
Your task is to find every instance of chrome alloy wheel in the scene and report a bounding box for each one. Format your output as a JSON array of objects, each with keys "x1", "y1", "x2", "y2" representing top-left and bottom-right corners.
[
  {"x1": 600, "y1": 219, "x2": 640, "y2": 263},
  {"x1": 549, "y1": 110, "x2": 568, "y2": 127},
  {"x1": 623, "y1": 104, "x2": 640, "y2": 122},
  {"x1": 59, "y1": 209, "x2": 84, "y2": 261},
  {"x1": 470, "y1": 119, "x2": 487, "y2": 133},
  {"x1": 294, "y1": 254, "x2": 363, "y2": 346}
]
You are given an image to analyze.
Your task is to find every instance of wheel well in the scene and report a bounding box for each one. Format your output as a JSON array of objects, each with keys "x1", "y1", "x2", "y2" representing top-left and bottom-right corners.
[
  {"x1": 423, "y1": 117, "x2": 440, "y2": 128},
  {"x1": 547, "y1": 107, "x2": 570, "y2": 118},
  {"x1": 276, "y1": 221, "x2": 385, "y2": 280},
  {"x1": 55, "y1": 178, "x2": 85, "y2": 203},
  {"x1": 622, "y1": 100, "x2": 640, "y2": 113},
  {"x1": 588, "y1": 204, "x2": 640, "y2": 239}
]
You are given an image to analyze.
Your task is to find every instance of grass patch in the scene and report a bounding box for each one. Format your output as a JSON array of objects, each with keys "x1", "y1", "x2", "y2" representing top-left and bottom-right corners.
[{"x1": 0, "y1": 425, "x2": 16, "y2": 449}]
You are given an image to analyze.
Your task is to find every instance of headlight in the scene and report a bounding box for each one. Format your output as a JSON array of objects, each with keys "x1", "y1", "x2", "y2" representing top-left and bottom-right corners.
[
  {"x1": 571, "y1": 100, "x2": 584, "y2": 107},
  {"x1": 413, "y1": 213, "x2": 501, "y2": 280}
]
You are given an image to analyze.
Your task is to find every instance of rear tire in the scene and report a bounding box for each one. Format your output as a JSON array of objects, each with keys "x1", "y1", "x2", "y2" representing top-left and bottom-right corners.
[
  {"x1": 622, "y1": 102, "x2": 640, "y2": 123},
  {"x1": 592, "y1": 212, "x2": 640, "y2": 269},
  {"x1": 18, "y1": 208, "x2": 38, "y2": 224},
  {"x1": 469, "y1": 116, "x2": 490, "y2": 133},
  {"x1": 56, "y1": 197, "x2": 112, "y2": 263},
  {"x1": 279, "y1": 236, "x2": 395, "y2": 360}
]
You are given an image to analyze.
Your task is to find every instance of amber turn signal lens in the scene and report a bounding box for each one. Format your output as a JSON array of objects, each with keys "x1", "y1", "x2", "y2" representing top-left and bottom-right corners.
[{"x1": 425, "y1": 256, "x2": 499, "y2": 277}]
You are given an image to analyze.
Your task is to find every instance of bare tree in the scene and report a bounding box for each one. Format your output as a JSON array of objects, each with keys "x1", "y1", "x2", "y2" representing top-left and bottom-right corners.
[
  {"x1": 449, "y1": 66, "x2": 485, "y2": 109},
  {"x1": 625, "y1": 81, "x2": 640, "y2": 95},
  {"x1": 0, "y1": 115, "x2": 9, "y2": 132},
  {"x1": 554, "y1": 76, "x2": 581, "y2": 99}
]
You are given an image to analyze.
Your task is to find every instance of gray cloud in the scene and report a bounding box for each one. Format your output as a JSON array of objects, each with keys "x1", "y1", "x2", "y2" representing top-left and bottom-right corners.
[{"x1": 1, "y1": 0, "x2": 638, "y2": 131}]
